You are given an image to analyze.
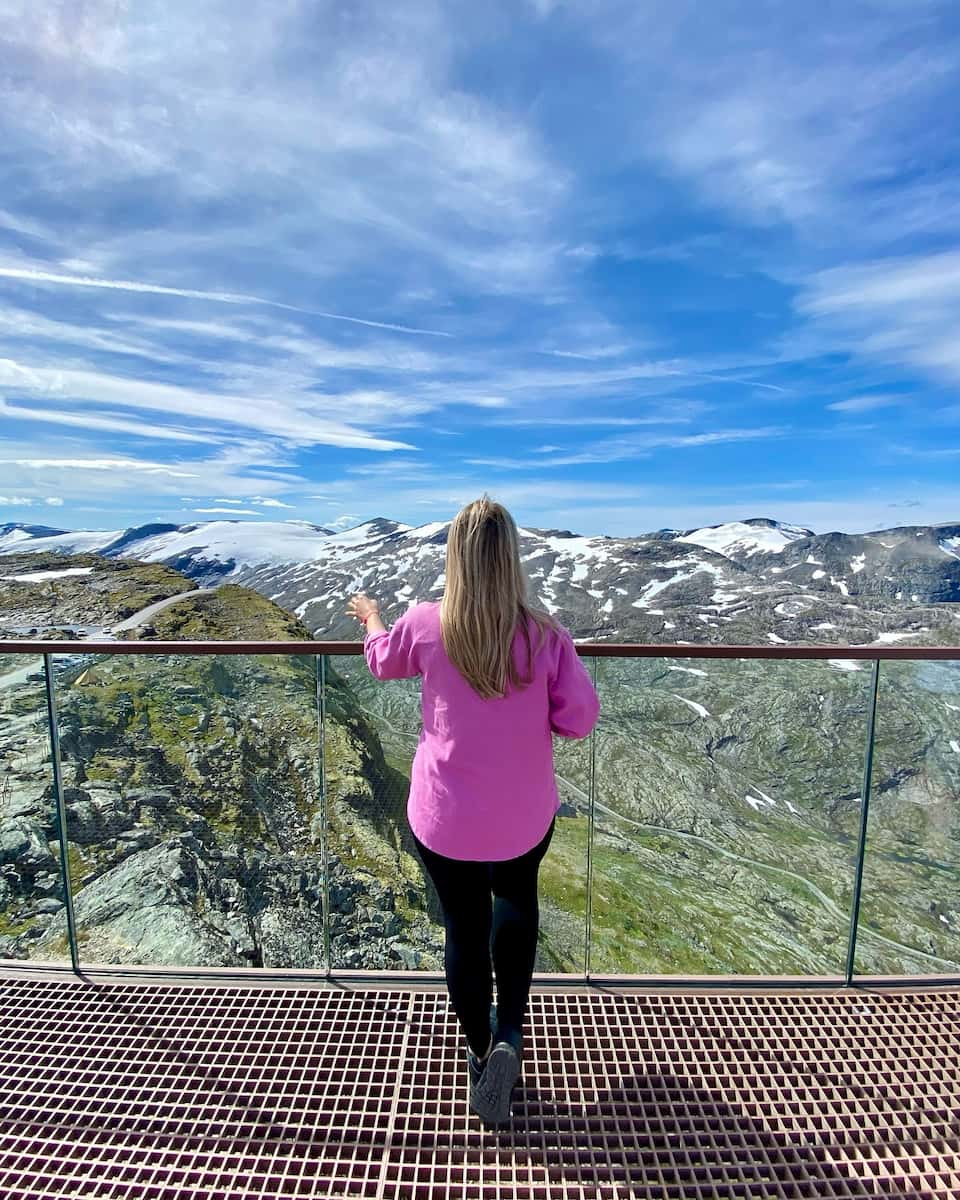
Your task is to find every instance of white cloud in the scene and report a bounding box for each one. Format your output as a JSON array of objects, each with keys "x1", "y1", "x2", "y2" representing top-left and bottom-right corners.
[
  {"x1": 3, "y1": 457, "x2": 199, "y2": 477},
  {"x1": 0, "y1": 356, "x2": 417, "y2": 450},
  {"x1": 0, "y1": 1, "x2": 567, "y2": 296},
  {"x1": 0, "y1": 265, "x2": 451, "y2": 337},
  {"x1": 491, "y1": 406, "x2": 706, "y2": 428},
  {"x1": 827, "y1": 394, "x2": 905, "y2": 413},
  {"x1": 0, "y1": 399, "x2": 213, "y2": 442},
  {"x1": 250, "y1": 497, "x2": 293, "y2": 508},
  {"x1": 470, "y1": 426, "x2": 789, "y2": 468},
  {"x1": 45, "y1": 496, "x2": 64, "y2": 506},
  {"x1": 194, "y1": 507, "x2": 261, "y2": 515},
  {"x1": 799, "y1": 252, "x2": 960, "y2": 382},
  {"x1": 0, "y1": 495, "x2": 33, "y2": 504},
  {"x1": 602, "y1": 5, "x2": 959, "y2": 245}
]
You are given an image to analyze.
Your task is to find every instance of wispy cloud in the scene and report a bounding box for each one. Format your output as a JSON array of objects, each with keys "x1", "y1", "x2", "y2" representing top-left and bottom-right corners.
[
  {"x1": 2, "y1": 456, "x2": 199, "y2": 477},
  {"x1": 0, "y1": 356, "x2": 417, "y2": 450},
  {"x1": 470, "y1": 426, "x2": 789, "y2": 469},
  {"x1": 798, "y1": 252, "x2": 960, "y2": 382},
  {"x1": 0, "y1": 264, "x2": 452, "y2": 337},
  {"x1": 0, "y1": 494, "x2": 63, "y2": 507},
  {"x1": 1, "y1": 1, "x2": 957, "y2": 532},
  {"x1": 194, "y1": 507, "x2": 261, "y2": 514},
  {"x1": 588, "y1": 3, "x2": 960, "y2": 245},
  {"x1": 827, "y1": 394, "x2": 905, "y2": 413},
  {"x1": 0, "y1": 399, "x2": 213, "y2": 442}
]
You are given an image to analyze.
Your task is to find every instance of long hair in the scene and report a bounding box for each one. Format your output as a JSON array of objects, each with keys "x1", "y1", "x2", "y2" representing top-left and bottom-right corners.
[{"x1": 440, "y1": 496, "x2": 556, "y2": 699}]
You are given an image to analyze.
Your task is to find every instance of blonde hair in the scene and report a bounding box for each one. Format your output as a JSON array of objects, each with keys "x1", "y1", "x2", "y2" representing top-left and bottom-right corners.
[{"x1": 440, "y1": 496, "x2": 556, "y2": 699}]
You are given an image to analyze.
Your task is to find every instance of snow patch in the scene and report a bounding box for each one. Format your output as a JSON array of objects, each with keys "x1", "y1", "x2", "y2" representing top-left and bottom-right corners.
[
  {"x1": 672, "y1": 694, "x2": 710, "y2": 718},
  {"x1": 2, "y1": 566, "x2": 95, "y2": 582},
  {"x1": 744, "y1": 796, "x2": 777, "y2": 816},
  {"x1": 676, "y1": 521, "x2": 806, "y2": 558},
  {"x1": 828, "y1": 659, "x2": 862, "y2": 671},
  {"x1": 850, "y1": 554, "x2": 866, "y2": 574},
  {"x1": 631, "y1": 563, "x2": 720, "y2": 608},
  {"x1": 666, "y1": 664, "x2": 708, "y2": 677},
  {"x1": 950, "y1": 740, "x2": 960, "y2": 754},
  {"x1": 407, "y1": 521, "x2": 448, "y2": 541},
  {"x1": 0, "y1": 530, "x2": 123, "y2": 556}
]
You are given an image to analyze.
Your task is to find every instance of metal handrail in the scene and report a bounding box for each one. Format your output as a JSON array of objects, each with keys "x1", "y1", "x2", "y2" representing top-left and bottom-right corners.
[{"x1": 3, "y1": 639, "x2": 959, "y2": 658}]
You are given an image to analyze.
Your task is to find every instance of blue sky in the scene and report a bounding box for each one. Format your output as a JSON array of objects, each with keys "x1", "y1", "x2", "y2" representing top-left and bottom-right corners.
[{"x1": 1, "y1": 0, "x2": 959, "y2": 538}]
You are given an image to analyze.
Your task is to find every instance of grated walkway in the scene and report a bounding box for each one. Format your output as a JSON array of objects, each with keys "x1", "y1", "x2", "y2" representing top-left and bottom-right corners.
[{"x1": 1, "y1": 976, "x2": 958, "y2": 1199}]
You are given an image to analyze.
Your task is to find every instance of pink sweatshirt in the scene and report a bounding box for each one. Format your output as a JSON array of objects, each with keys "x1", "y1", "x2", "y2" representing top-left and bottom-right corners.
[{"x1": 364, "y1": 601, "x2": 600, "y2": 861}]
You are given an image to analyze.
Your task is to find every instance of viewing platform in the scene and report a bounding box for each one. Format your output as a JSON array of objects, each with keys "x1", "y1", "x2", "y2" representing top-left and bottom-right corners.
[
  {"x1": 2, "y1": 966, "x2": 958, "y2": 1198},
  {"x1": 1, "y1": 639, "x2": 958, "y2": 1197}
]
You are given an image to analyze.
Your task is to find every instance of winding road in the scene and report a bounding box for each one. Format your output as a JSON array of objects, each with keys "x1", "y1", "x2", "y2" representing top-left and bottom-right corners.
[{"x1": 111, "y1": 588, "x2": 216, "y2": 632}]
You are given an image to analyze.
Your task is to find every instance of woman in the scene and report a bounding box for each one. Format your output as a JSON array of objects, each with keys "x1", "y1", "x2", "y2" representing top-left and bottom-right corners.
[{"x1": 347, "y1": 496, "x2": 600, "y2": 1127}]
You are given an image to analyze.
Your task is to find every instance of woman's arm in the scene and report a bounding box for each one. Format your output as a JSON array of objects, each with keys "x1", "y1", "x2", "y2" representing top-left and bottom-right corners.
[
  {"x1": 346, "y1": 593, "x2": 385, "y2": 636},
  {"x1": 348, "y1": 593, "x2": 421, "y2": 680}
]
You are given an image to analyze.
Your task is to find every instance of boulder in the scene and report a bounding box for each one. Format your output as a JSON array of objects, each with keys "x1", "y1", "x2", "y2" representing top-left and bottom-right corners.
[
  {"x1": 0, "y1": 821, "x2": 56, "y2": 877},
  {"x1": 34, "y1": 839, "x2": 232, "y2": 967}
]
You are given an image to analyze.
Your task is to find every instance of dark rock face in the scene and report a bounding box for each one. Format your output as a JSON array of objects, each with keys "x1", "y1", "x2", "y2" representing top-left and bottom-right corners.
[{"x1": 751, "y1": 525, "x2": 960, "y2": 604}]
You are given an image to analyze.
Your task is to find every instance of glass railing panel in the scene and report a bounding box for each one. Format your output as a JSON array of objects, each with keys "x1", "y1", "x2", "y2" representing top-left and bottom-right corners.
[
  {"x1": 0, "y1": 654, "x2": 67, "y2": 963},
  {"x1": 854, "y1": 657, "x2": 960, "y2": 975},
  {"x1": 43, "y1": 651, "x2": 321, "y2": 969},
  {"x1": 542, "y1": 721, "x2": 590, "y2": 974},
  {"x1": 592, "y1": 653, "x2": 874, "y2": 975},
  {"x1": 326, "y1": 654, "x2": 588, "y2": 974},
  {"x1": 323, "y1": 655, "x2": 441, "y2": 971}
]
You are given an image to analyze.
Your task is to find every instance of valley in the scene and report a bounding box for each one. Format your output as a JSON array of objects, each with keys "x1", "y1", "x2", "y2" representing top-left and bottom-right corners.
[{"x1": 1, "y1": 515, "x2": 958, "y2": 977}]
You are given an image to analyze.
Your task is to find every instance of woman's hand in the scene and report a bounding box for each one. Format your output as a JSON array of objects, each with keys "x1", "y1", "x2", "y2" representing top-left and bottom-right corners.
[{"x1": 347, "y1": 594, "x2": 380, "y2": 624}]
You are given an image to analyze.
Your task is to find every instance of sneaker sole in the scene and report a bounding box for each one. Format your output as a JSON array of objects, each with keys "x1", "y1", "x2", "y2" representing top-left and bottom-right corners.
[{"x1": 471, "y1": 1043, "x2": 521, "y2": 1126}]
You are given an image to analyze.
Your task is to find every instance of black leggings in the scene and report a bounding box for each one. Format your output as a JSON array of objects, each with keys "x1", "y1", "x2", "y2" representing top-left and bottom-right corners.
[{"x1": 411, "y1": 816, "x2": 556, "y2": 1058}]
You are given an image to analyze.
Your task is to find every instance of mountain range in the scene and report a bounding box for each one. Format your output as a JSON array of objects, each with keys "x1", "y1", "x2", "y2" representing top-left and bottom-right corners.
[{"x1": 3, "y1": 515, "x2": 959, "y2": 646}]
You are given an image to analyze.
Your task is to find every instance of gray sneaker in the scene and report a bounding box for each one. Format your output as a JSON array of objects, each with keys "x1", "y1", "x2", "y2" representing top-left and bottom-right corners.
[
  {"x1": 470, "y1": 1037, "x2": 522, "y2": 1126},
  {"x1": 466, "y1": 1004, "x2": 500, "y2": 1092}
]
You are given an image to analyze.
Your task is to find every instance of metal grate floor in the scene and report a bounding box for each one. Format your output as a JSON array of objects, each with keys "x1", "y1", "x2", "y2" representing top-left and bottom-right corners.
[{"x1": 1, "y1": 976, "x2": 958, "y2": 1199}]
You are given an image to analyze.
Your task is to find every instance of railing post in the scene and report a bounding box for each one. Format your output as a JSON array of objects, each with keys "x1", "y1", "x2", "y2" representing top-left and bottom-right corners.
[
  {"x1": 584, "y1": 656, "x2": 598, "y2": 984},
  {"x1": 844, "y1": 658, "x2": 881, "y2": 985},
  {"x1": 42, "y1": 654, "x2": 80, "y2": 974},
  {"x1": 317, "y1": 654, "x2": 332, "y2": 979}
]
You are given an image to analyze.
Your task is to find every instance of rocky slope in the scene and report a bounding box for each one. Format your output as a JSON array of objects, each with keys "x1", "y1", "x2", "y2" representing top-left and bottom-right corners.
[
  {"x1": 0, "y1": 551, "x2": 195, "y2": 638},
  {"x1": 0, "y1": 575, "x2": 444, "y2": 972}
]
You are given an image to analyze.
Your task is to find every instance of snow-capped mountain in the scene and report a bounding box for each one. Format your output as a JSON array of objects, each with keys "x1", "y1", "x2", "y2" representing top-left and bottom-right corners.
[
  {"x1": 2, "y1": 514, "x2": 959, "y2": 646},
  {"x1": 0, "y1": 523, "x2": 125, "y2": 556},
  {"x1": 676, "y1": 518, "x2": 813, "y2": 559}
]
